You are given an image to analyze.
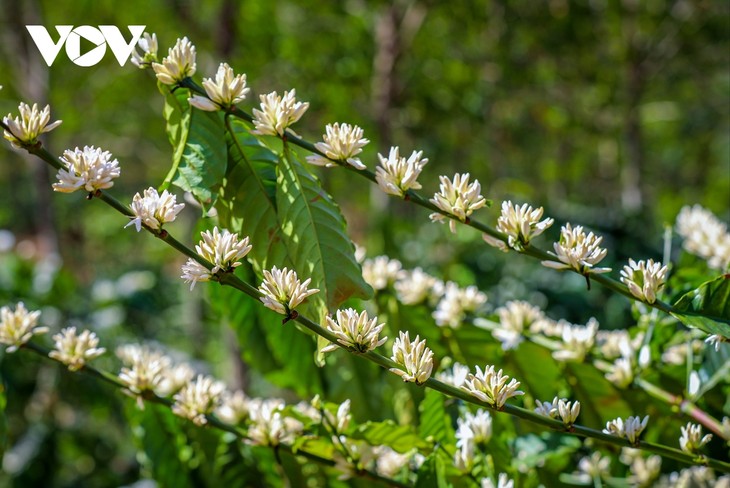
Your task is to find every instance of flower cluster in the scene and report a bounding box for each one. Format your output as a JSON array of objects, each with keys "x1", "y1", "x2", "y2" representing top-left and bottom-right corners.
[
  {"x1": 429, "y1": 173, "x2": 487, "y2": 233},
  {"x1": 535, "y1": 396, "x2": 580, "y2": 426},
  {"x1": 172, "y1": 374, "x2": 226, "y2": 426},
  {"x1": 0, "y1": 302, "x2": 47, "y2": 352},
  {"x1": 436, "y1": 362, "x2": 470, "y2": 388},
  {"x1": 181, "y1": 227, "x2": 252, "y2": 289},
  {"x1": 463, "y1": 365, "x2": 524, "y2": 408},
  {"x1": 603, "y1": 415, "x2": 649, "y2": 445},
  {"x1": 189, "y1": 62, "x2": 250, "y2": 111},
  {"x1": 321, "y1": 308, "x2": 387, "y2": 354},
  {"x1": 679, "y1": 422, "x2": 712, "y2": 454},
  {"x1": 390, "y1": 331, "x2": 434, "y2": 384},
  {"x1": 481, "y1": 474, "x2": 514, "y2": 488},
  {"x1": 48, "y1": 327, "x2": 106, "y2": 371},
  {"x1": 542, "y1": 224, "x2": 611, "y2": 275},
  {"x1": 575, "y1": 452, "x2": 611, "y2": 483},
  {"x1": 433, "y1": 282, "x2": 487, "y2": 328},
  {"x1": 53, "y1": 146, "x2": 121, "y2": 194},
  {"x1": 394, "y1": 267, "x2": 440, "y2": 305},
  {"x1": 619, "y1": 258, "x2": 668, "y2": 304},
  {"x1": 491, "y1": 300, "x2": 547, "y2": 351},
  {"x1": 130, "y1": 32, "x2": 158, "y2": 68},
  {"x1": 258, "y1": 266, "x2": 319, "y2": 315},
  {"x1": 484, "y1": 201, "x2": 553, "y2": 251},
  {"x1": 676, "y1": 204, "x2": 730, "y2": 270},
  {"x1": 362, "y1": 255, "x2": 403, "y2": 291},
  {"x1": 3, "y1": 102, "x2": 62, "y2": 149},
  {"x1": 306, "y1": 123, "x2": 369, "y2": 169},
  {"x1": 152, "y1": 37, "x2": 196, "y2": 85},
  {"x1": 552, "y1": 318, "x2": 599, "y2": 362},
  {"x1": 126, "y1": 187, "x2": 185, "y2": 232},
  {"x1": 246, "y1": 398, "x2": 303, "y2": 446},
  {"x1": 215, "y1": 390, "x2": 249, "y2": 425},
  {"x1": 251, "y1": 89, "x2": 309, "y2": 137},
  {"x1": 375, "y1": 146, "x2": 428, "y2": 197},
  {"x1": 455, "y1": 409, "x2": 492, "y2": 470}
]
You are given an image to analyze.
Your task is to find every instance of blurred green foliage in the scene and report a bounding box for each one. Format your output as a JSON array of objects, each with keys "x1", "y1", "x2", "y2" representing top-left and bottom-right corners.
[{"x1": 0, "y1": 0, "x2": 728, "y2": 486}]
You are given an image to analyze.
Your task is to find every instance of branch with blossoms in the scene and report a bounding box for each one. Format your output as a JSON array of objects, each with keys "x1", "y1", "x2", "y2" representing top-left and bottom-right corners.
[
  {"x1": 0, "y1": 119, "x2": 727, "y2": 474},
  {"x1": 142, "y1": 43, "x2": 730, "y2": 337}
]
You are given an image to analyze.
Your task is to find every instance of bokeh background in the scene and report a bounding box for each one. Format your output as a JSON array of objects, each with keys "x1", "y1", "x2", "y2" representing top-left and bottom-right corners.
[{"x1": 0, "y1": 0, "x2": 728, "y2": 486}]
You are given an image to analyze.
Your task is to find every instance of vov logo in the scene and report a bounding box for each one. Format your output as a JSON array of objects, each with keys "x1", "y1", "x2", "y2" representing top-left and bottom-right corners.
[{"x1": 26, "y1": 25, "x2": 146, "y2": 67}]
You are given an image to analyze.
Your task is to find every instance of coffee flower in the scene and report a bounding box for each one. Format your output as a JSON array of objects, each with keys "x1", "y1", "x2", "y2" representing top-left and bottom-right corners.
[
  {"x1": 456, "y1": 409, "x2": 493, "y2": 448},
  {"x1": 375, "y1": 146, "x2": 428, "y2": 197},
  {"x1": 306, "y1": 122, "x2": 369, "y2": 170},
  {"x1": 152, "y1": 37, "x2": 196, "y2": 85},
  {"x1": 3, "y1": 102, "x2": 62, "y2": 149},
  {"x1": 156, "y1": 362, "x2": 195, "y2": 397},
  {"x1": 481, "y1": 474, "x2": 514, "y2": 488},
  {"x1": 603, "y1": 415, "x2": 649, "y2": 445},
  {"x1": 216, "y1": 390, "x2": 249, "y2": 425},
  {"x1": 251, "y1": 89, "x2": 309, "y2": 137},
  {"x1": 189, "y1": 62, "x2": 250, "y2": 111},
  {"x1": 535, "y1": 397, "x2": 559, "y2": 418},
  {"x1": 130, "y1": 32, "x2": 158, "y2": 68},
  {"x1": 258, "y1": 266, "x2": 319, "y2": 315},
  {"x1": 181, "y1": 227, "x2": 252, "y2": 290},
  {"x1": 542, "y1": 224, "x2": 611, "y2": 275},
  {"x1": 172, "y1": 374, "x2": 226, "y2": 426},
  {"x1": 676, "y1": 204, "x2": 730, "y2": 270},
  {"x1": 117, "y1": 346, "x2": 169, "y2": 403},
  {"x1": 679, "y1": 422, "x2": 713, "y2": 454},
  {"x1": 552, "y1": 318, "x2": 599, "y2": 362},
  {"x1": 433, "y1": 282, "x2": 487, "y2": 329},
  {"x1": 246, "y1": 398, "x2": 303, "y2": 446},
  {"x1": 557, "y1": 399, "x2": 581, "y2": 426},
  {"x1": 463, "y1": 365, "x2": 524, "y2": 408},
  {"x1": 126, "y1": 187, "x2": 185, "y2": 232},
  {"x1": 394, "y1": 267, "x2": 440, "y2": 305},
  {"x1": 53, "y1": 146, "x2": 121, "y2": 193},
  {"x1": 0, "y1": 302, "x2": 47, "y2": 352},
  {"x1": 362, "y1": 255, "x2": 403, "y2": 291},
  {"x1": 492, "y1": 301, "x2": 546, "y2": 351},
  {"x1": 321, "y1": 308, "x2": 387, "y2": 354},
  {"x1": 620, "y1": 259, "x2": 668, "y2": 304},
  {"x1": 436, "y1": 362, "x2": 470, "y2": 388},
  {"x1": 493, "y1": 201, "x2": 554, "y2": 250},
  {"x1": 390, "y1": 331, "x2": 434, "y2": 385},
  {"x1": 576, "y1": 453, "x2": 611, "y2": 483},
  {"x1": 48, "y1": 327, "x2": 106, "y2": 371},
  {"x1": 430, "y1": 173, "x2": 487, "y2": 233}
]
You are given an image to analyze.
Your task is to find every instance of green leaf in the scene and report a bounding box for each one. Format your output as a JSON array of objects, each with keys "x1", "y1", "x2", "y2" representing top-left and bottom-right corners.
[
  {"x1": 218, "y1": 119, "x2": 291, "y2": 273},
  {"x1": 565, "y1": 363, "x2": 633, "y2": 429},
  {"x1": 415, "y1": 453, "x2": 447, "y2": 488},
  {"x1": 418, "y1": 389, "x2": 455, "y2": 445},
  {"x1": 277, "y1": 144, "x2": 372, "y2": 310},
  {"x1": 672, "y1": 275, "x2": 730, "y2": 337},
  {"x1": 160, "y1": 85, "x2": 227, "y2": 209},
  {"x1": 508, "y1": 341, "x2": 562, "y2": 402},
  {"x1": 353, "y1": 420, "x2": 431, "y2": 453}
]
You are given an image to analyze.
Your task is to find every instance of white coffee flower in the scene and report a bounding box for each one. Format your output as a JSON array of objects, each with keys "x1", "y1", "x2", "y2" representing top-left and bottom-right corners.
[
  {"x1": 48, "y1": 327, "x2": 105, "y2": 371},
  {"x1": 436, "y1": 362, "x2": 470, "y2": 388},
  {"x1": 390, "y1": 331, "x2": 434, "y2": 385},
  {"x1": 172, "y1": 374, "x2": 226, "y2": 426},
  {"x1": 657, "y1": 466, "x2": 725, "y2": 488},
  {"x1": 552, "y1": 318, "x2": 599, "y2": 362},
  {"x1": 130, "y1": 32, "x2": 158, "y2": 68},
  {"x1": 557, "y1": 399, "x2": 580, "y2": 426},
  {"x1": 332, "y1": 437, "x2": 376, "y2": 480},
  {"x1": 456, "y1": 409, "x2": 493, "y2": 448},
  {"x1": 596, "y1": 329, "x2": 643, "y2": 360},
  {"x1": 322, "y1": 399, "x2": 352, "y2": 435},
  {"x1": 0, "y1": 302, "x2": 47, "y2": 352},
  {"x1": 251, "y1": 89, "x2": 309, "y2": 137},
  {"x1": 433, "y1": 282, "x2": 487, "y2": 328},
  {"x1": 3, "y1": 102, "x2": 62, "y2": 149},
  {"x1": 157, "y1": 362, "x2": 195, "y2": 397},
  {"x1": 454, "y1": 436, "x2": 476, "y2": 472},
  {"x1": 705, "y1": 334, "x2": 727, "y2": 351},
  {"x1": 180, "y1": 227, "x2": 252, "y2": 290},
  {"x1": 118, "y1": 346, "x2": 170, "y2": 401},
  {"x1": 492, "y1": 301, "x2": 545, "y2": 350},
  {"x1": 306, "y1": 122, "x2": 369, "y2": 169},
  {"x1": 481, "y1": 473, "x2": 514, "y2": 488},
  {"x1": 373, "y1": 445, "x2": 411, "y2": 478},
  {"x1": 495, "y1": 201, "x2": 554, "y2": 250},
  {"x1": 189, "y1": 62, "x2": 250, "y2": 111},
  {"x1": 604, "y1": 356, "x2": 634, "y2": 388},
  {"x1": 321, "y1": 308, "x2": 387, "y2": 354},
  {"x1": 603, "y1": 415, "x2": 649, "y2": 445},
  {"x1": 676, "y1": 204, "x2": 730, "y2": 270},
  {"x1": 180, "y1": 259, "x2": 211, "y2": 291},
  {"x1": 375, "y1": 146, "x2": 428, "y2": 197},
  {"x1": 216, "y1": 390, "x2": 249, "y2": 425},
  {"x1": 625, "y1": 452, "x2": 661, "y2": 487},
  {"x1": 429, "y1": 173, "x2": 487, "y2": 233},
  {"x1": 394, "y1": 267, "x2": 439, "y2": 305},
  {"x1": 246, "y1": 398, "x2": 303, "y2": 446},
  {"x1": 542, "y1": 224, "x2": 611, "y2": 275},
  {"x1": 535, "y1": 397, "x2": 559, "y2": 418},
  {"x1": 362, "y1": 255, "x2": 403, "y2": 291},
  {"x1": 620, "y1": 259, "x2": 668, "y2": 304},
  {"x1": 661, "y1": 340, "x2": 703, "y2": 365},
  {"x1": 679, "y1": 422, "x2": 713, "y2": 454},
  {"x1": 53, "y1": 146, "x2": 121, "y2": 193},
  {"x1": 576, "y1": 452, "x2": 611, "y2": 482},
  {"x1": 463, "y1": 365, "x2": 524, "y2": 408},
  {"x1": 258, "y1": 266, "x2": 319, "y2": 315},
  {"x1": 126, "y1": 187, "x2": 185, "y2": 232},
  {"x1": 152, "y1": 37, "x2": 196, "y2": 85}
]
